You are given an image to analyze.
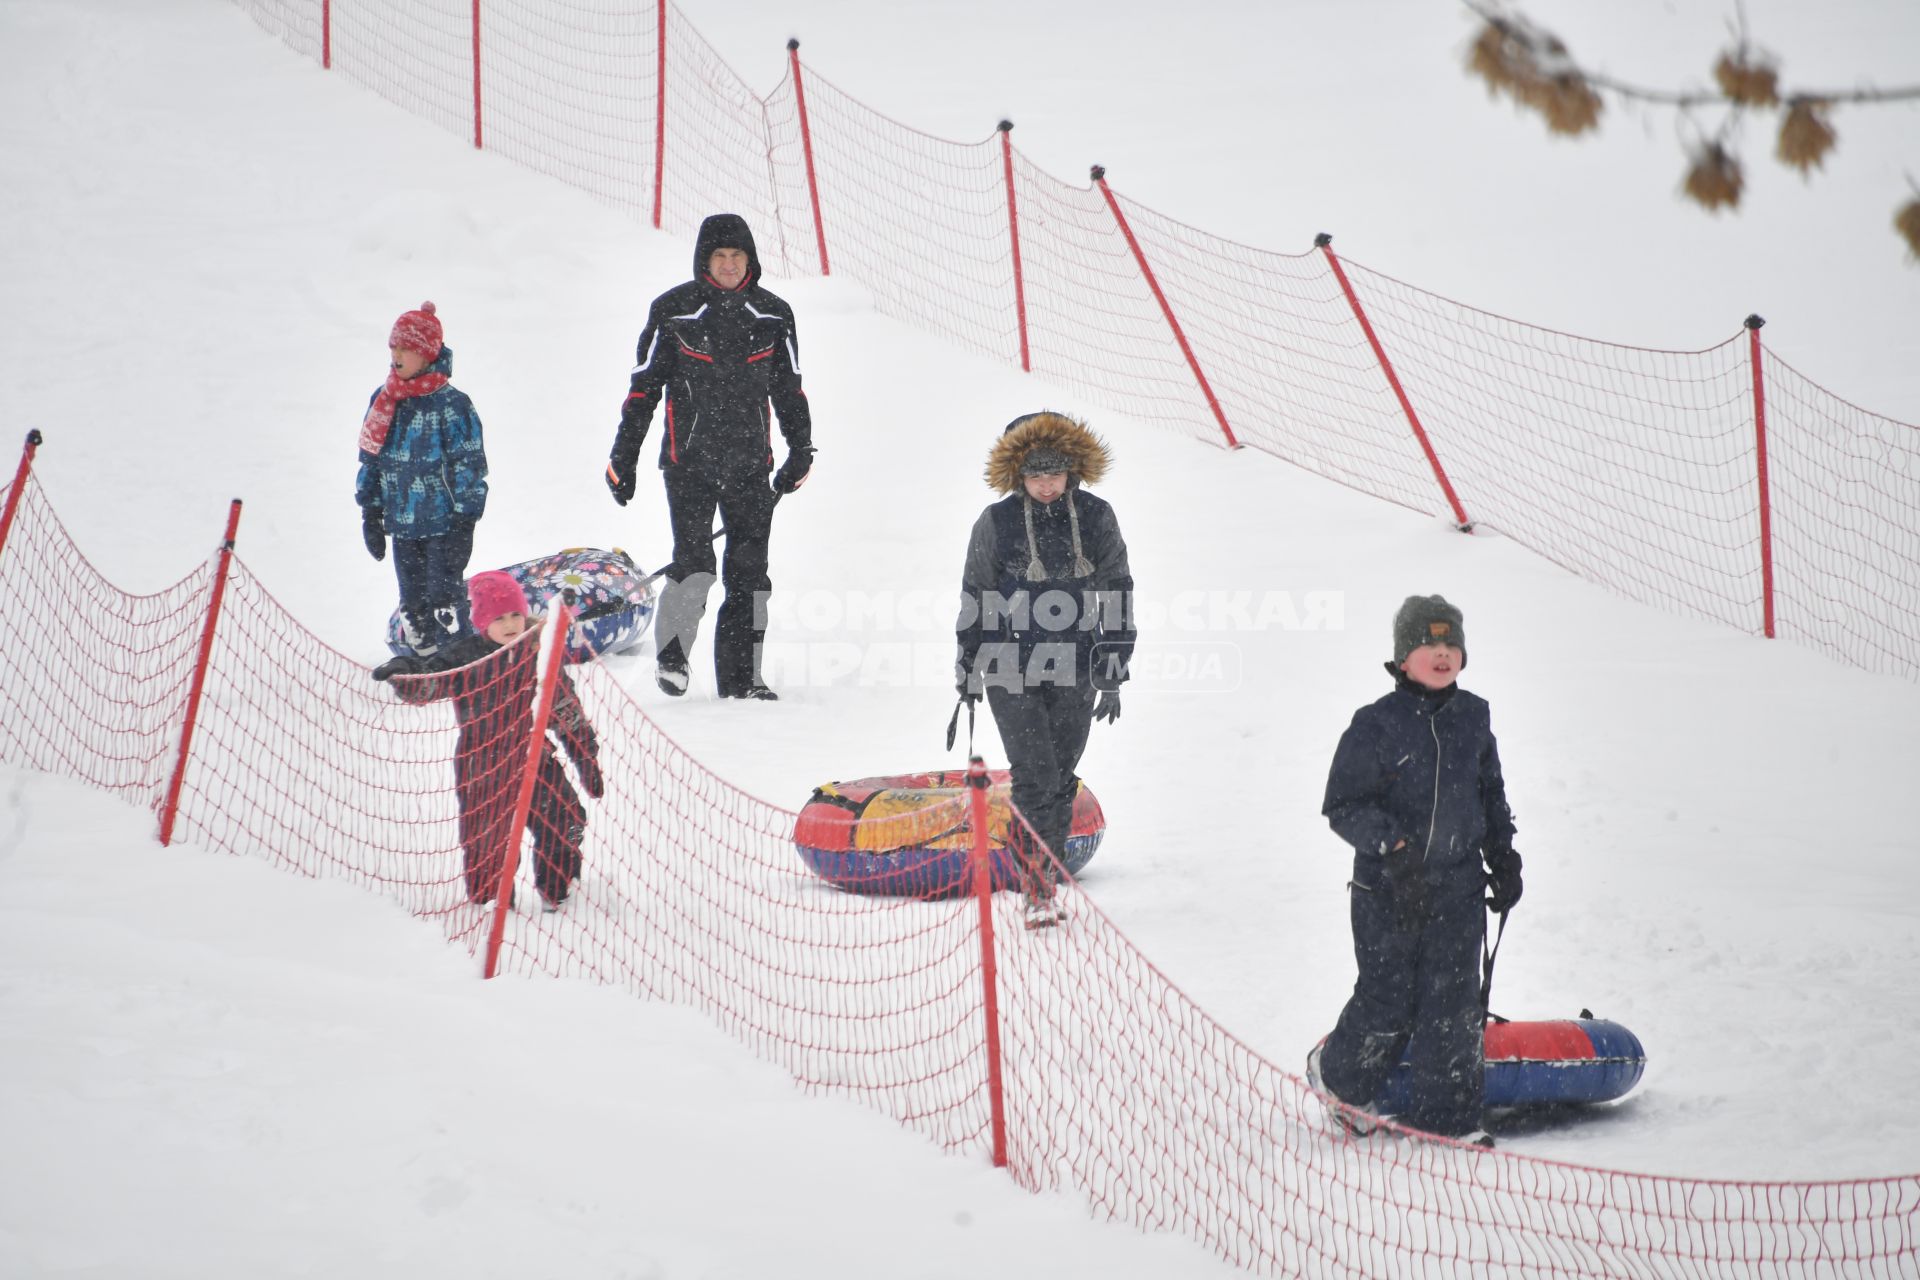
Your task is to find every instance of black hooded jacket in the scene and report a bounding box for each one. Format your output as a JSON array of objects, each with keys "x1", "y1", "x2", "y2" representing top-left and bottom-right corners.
[{"x1": 610, "y1": 214, "x2": 812, "y2": 478}]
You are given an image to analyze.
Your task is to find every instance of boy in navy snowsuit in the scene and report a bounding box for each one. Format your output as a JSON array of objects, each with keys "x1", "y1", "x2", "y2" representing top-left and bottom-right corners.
[
  {"x1": 356, "y1": 301, "x2": 489, "y2": 654},
  {"x1": 1307, "y1": 595, "x2": 1523, "y2": 1148}
]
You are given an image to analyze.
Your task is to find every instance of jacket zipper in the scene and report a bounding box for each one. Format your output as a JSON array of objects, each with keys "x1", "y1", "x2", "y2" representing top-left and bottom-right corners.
[{"x1": 1423, "y1": 712, "x2": 1442, "y2": 861}]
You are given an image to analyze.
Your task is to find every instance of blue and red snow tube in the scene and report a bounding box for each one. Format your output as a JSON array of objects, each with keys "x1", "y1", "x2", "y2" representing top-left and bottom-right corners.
[{"x1": 1376, "y1": 1016, "x2": 1646, "y2": 1112}]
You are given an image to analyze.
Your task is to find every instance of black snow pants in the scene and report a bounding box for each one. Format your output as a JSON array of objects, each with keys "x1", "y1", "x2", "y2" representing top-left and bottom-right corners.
[
  {"x1": 987, "y1": 679, "x2": 1096, "y2": 898},
  {"x1": 392, "y1": 520, "x2": 475, "y2": 645},
  {"x1": 656, "y1": 464, "x2": 778, "y2": 695},
  {"x1": 1318, "y1": 875, "x2": 1486, "y2": 1136}
]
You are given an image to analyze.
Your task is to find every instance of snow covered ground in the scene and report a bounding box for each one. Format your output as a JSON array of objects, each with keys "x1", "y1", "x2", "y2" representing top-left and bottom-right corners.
[{"x1": 3, "y1": 0, "x2": 1917, "y2": 1275}]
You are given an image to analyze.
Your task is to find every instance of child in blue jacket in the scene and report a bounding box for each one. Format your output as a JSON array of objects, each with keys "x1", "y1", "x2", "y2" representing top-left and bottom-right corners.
[
  {"x1": 355, "y1": 301, "x2": 488, "y2": 653},
  {"x1": 1307, "y1": 595, "x2": 1523, "y2": 1148}
]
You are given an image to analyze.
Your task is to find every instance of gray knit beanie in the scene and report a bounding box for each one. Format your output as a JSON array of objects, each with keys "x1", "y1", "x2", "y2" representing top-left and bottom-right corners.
[{"x1": 1393, "y1": 594, "x2": 1467, "y2": 666}]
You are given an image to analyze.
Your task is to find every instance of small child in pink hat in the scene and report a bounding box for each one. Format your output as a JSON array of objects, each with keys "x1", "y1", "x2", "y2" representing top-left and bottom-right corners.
[{"x1": 374, "y1": 572, "x2": 603, "y2": 911}]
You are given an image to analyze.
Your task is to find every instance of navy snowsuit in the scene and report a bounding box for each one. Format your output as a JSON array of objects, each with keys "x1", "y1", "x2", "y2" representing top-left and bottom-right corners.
[{"x1": 1317, "y1": 666, "x2": 1517, "y2": 1136}]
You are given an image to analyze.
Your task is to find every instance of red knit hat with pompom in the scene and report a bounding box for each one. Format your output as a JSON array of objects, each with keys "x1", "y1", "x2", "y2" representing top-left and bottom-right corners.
[
  {"x1": 468, "y1": 571, "x2": 530, "y2": 633},
  {"x1": 389, "y1": 301, "x2": 443, "y2": 362}
]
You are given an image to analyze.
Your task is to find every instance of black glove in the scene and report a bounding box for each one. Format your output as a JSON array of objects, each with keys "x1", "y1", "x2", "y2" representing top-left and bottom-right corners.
[
  {"x1": 1485, "y1": 846, "x2": 1524, "y2": 913},
  {"x1": 605, "y1": 458, "x2": 637, "y2": 507},
  {"x1": 362, "y1": 508, "x2": 386, "y2": 561},
  {"x1": 1381, "y1": 841, "x2": 1429, "y2": 933},
  {"x1": 372, "y1": 654, "x2": 421, "y2": 681},
  {"x1": 772, "y1": 448, "x2": 815, "y2": 495},
  {"x1": 1092, "y1": 690, "x2": 1121, "y2": 723},
  {"x1": 954, "y1": 659, "x2": 981, "y2": 705},
  {"x1": 576, "y1": 753, "x2": 606, "y2": 799}
]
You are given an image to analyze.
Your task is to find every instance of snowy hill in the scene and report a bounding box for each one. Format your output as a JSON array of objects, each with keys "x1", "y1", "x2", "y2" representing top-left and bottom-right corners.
[{"x1": 3, "y1": 0, "x2": 1918, "y2": 1275}]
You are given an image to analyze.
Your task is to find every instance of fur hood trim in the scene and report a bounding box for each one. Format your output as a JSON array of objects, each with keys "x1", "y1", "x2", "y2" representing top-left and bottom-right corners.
[{"x1": 984, "y1": 412, "x2": 1112, "y2": 493}]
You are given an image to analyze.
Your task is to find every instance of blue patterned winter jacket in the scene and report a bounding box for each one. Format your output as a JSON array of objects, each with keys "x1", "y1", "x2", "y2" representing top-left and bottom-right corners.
[{"x1": 354, "y1": 347, "x2": 488, "y2": 539}]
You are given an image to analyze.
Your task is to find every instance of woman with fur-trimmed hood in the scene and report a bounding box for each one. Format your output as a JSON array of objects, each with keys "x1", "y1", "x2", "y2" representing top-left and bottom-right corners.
[{"x1": 955, "y1": 412, "x2": 1135, "y2": 928}]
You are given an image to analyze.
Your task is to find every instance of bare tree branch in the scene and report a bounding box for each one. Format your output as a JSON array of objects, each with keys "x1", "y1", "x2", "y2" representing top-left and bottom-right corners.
[
  {"x1": 1460, "y1": 0, "x2": 1920, "y2": 253},
  {"x1": 1462, "y1": 0, "x2": 1920, "y2": 107}
]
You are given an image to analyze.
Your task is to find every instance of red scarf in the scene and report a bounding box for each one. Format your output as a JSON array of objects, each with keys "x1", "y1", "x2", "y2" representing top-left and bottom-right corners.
[{"x1": 359, "y1": 367, "x2": 450, "y2": 455}]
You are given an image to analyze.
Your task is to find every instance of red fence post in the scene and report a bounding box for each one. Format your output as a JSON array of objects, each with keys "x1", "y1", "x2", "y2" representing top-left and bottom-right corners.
[
  {"x1": 1745, "y1": 313, "x2": 1777, "y2": 640},
  {"x1": 321, "y1": 0, "x2": 331, "y2": 69},
  {"x1": 998, "y1": 121, "x2": 1031, "y2": 373},
  {"x1": 482, "y1": 591, "x2": 577, "y2": 979},
  {"x1": 1093, "y1": 165, "x2": 1240, "y2": 451},
  {"x1": 158, "y1": 500, "x2": 243, "y2": 848},
  {"x1": 968, "y1": 756, "x2": 1009, "y2": 1168},
  {"x1": 470, "y1": 0, "x2": 484, "y2": 149},
  {"x1": 652, "y1": 0, "x2": 667, "y2": 229},
  {"x1": 787, "y1": 39, "x2": 831, "y2": 276},
  {"x1": 0, "y1": 430, "x2": 43, "y2": 569},
  {"x1": 1316, "y1": 233, "x2": 1472, "y2": 529}
]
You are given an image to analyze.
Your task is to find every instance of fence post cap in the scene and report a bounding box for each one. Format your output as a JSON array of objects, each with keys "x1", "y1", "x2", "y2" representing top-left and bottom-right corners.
[
  {"x1": 1744, "y1": 313, "x2": 1766, "y2": 329},
  {"x1": 25, "y1": 428, "x2": 42, "y2": 446},
  {"x1": 1314, "y1": 232, "x2": 1333, "y2": 248},
  {"x1": 997, "y1": 119, "x2": 1014, "y2": 132},
  {"x1": 786, "y1": 37, "x2": 799, "y2": 50},
  {"x1": 1090, "y1": 164, "x2": 1106, "y2": 181}
]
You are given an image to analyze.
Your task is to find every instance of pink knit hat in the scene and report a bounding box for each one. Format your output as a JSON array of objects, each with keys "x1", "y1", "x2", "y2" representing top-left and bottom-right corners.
[
  {"x1": 389, "y1": 301, "x2": 444, "y2": 362},
  {"x1": 468, "y1": 571, "x2": 530, "y2": 633}
]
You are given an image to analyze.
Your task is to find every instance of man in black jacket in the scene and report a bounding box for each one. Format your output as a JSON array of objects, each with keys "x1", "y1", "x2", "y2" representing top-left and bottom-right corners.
[{"x1": 606, "y1": 213, "x2": 814, "y2": 700}]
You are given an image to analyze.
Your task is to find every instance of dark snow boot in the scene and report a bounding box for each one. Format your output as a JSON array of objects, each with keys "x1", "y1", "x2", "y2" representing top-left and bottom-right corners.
[
  {"x1": 400, "y1": 608, "x2": 440, "y2": 657},
  {"x1": 656, "y1": 654, "x2": 690, "y2": 697}
]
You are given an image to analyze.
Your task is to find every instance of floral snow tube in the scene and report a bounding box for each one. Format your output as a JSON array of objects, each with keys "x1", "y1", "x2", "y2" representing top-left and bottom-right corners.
[
  {"x1": 793, "y1": 769, "x2": 1105, "y2": 898},
  {"x1": 386, "y1": 546, "x2": 655, "y2": 664},
  {"x1": 1374, "y1": 1016, "x2": 1646, "y2": 1112}
]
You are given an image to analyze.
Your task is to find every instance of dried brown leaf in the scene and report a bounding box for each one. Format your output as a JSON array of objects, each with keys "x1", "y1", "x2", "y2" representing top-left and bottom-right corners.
[
  {"x1": 1466, "y1": 18, "x2": 1602, "y2": 136},
  {"x1": 1776, "y1": 100, "x2": 1837, "y2": 175},
  {"x1": 1468, "y1": 22, "x2": 1523, "y2": 95},
  {"x1": 1536, "y1": 75, "x2": 1604, "y2": 134},
  {"x1": 1683, "y1": 144, "x2": 1744, "y2": 212},
  {"x1": 1713, "y1": 51, "x2": 1780, "y2": 107},
  {"x1": 1896, "y1": 197, "x2": 1920, "y2": 261}
]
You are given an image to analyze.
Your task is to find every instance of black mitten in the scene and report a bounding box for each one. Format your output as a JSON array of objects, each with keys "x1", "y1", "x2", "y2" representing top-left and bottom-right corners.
[
  {"x1": 772, "y1": 448, "x2": 815, "y2": 495},
  {"x1": 371, "y1": 654, "x2": 421, "y2": 681},
  {"x1": 1485, "y1": 845, "x2": 1524, "y2": 913},
  {"x1": 362, "y1": 508, "x2": 386, "y2": 561}
]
